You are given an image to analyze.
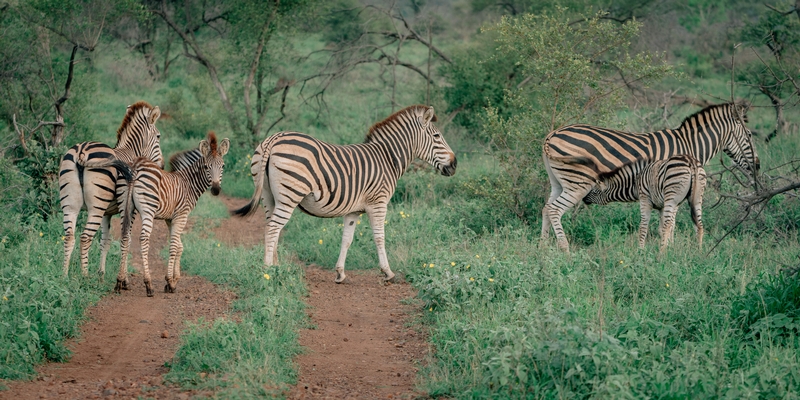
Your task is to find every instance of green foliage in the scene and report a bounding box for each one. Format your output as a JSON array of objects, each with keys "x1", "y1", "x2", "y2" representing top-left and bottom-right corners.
[
  {"x1": 164, "y1": 199, "x2": 307, "y2": 397},
  {"x1": 476, "y1": 7, "x2": 673, "y2": 222},
  {"x1": 0, "y1": 216, "x2": 109, "y2": 380}
]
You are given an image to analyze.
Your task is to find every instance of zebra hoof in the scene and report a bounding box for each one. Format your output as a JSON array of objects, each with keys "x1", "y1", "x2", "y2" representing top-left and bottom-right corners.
[
  {"x1": 164, "y1": 284, "x2": 176, "y2": 293},
  {"x1": 335, "y1": 273, "x2": 347, "y2": 284},
  {"x1": 145, "y1": 282, "x2": 154, "y2": 297},
  {"x1": 114, "y1": 279, "x2": 127, "y2": 293},
  {"x1": 383, "y1": 272, "x2": 396, "y2": 283}
]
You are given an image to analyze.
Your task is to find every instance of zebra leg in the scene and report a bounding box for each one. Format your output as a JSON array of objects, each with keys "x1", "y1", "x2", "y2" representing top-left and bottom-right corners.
[
  {"x1": 659, "y1": 204, "x2": 678, "y2": 253},
  {"x1": 690, "y1": 198, "x2": 704, "y2": 248},
  {"x1": 139, "y1": 212, "x2": 156, "y2": 297},
  {"x1": 334, "y1": 212, "x2": 360, "y2": 283},
  {"x1": 544, "y1": 184, "x2": 592, "y2": 253},
  {"x1": 97, "y1": 215, "x2": 112, "y2": 280},
  {"x1": 62, "y1": 208, "x2": 80, "y2": 278},
  {"x1": 164, "y1": 217, "x2": 187, "y2": 293},
  {"x1": 541, "y1": 155, "x2": 563, "y2": 241},
  {"x1": 78, "y1": 209, "x2": 107, "y2": 276},
  {"x1": 264, "y1": 201, "x2": 298, "y2": 267},
  {"x1": 638, "y1": 198, "x2": 653, "y2": 250},
  {"x1": 116, "y1": 210, "x2": 136, "y2": 292},
  {"x1": 366, "y1": 205, "x2": 395, "y2": 282}
]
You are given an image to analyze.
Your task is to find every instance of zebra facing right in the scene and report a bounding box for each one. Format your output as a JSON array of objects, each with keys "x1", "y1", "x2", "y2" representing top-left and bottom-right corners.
[
  {"x1": 233, "y1": 105, "x2": 457, "y2": 283},
  {"x1": 542, "y1": 103, "x2": 759, "y2": 252},
  {"x1": 583, "y1": 154, "x2": 707, "y2": 252}
]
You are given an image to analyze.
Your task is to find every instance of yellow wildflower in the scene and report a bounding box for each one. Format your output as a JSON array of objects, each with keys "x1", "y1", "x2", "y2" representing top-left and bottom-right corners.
[
  {"x1": 357, "y1": 220, "x2": 361, "y2": 225},
  {"x1": 323, "y1": 228, "x2": 326, "y2": 232},
  {"x1": 2, "y1": 296, "x2": 7, "y2": 301},
  {"x1": 217, "y1": 243, "x2": 220, "y2": 247},
  {"x1": 429, "y1": 307, "x2": 433, "y2": 312},
  {"x1": 469, "y1": 277, "x2": 475, "y2": 281},
  {"x1": 488, "y1": 278, "x2": 494, "y2": 282},
  {"x1": 429, "y1": 264, "x2": 435, "y2": 268},
  {"x1": 665, "y1": 283, "x2": 670, "y2": 288},
  {"x1": 450, "y1": 262, "x2": 456, "y2": 266},
  {"x1": 263, "y1": 273, "x2": 270, "y2": 280},
  {"x1": 39, "y1": 232, "x2": 43, "y2": 237},
  {"x1": 384, "y1": 220, "x2": 388, "y2": 224},
  {"x1": 475, "y1": 254, "x2": 480, "y2": 258},
  {"x1": 466, "y1": 265, "x2": 470, "y2": 269},
  {"x1": 318, "y1": 239, "x2": 323, "y2": 245},
  {"x1": 619, "y1": 260, "x2": 624, "y2": 264}
]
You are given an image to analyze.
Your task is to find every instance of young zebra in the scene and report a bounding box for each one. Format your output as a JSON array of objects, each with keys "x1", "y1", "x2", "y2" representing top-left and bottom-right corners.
[
  {"x1": 233, "y1": 105, "x2": 457, "y2": 283},
  {"x1": 119, "y1": 132, "x2": 229, "y2": 297},
  {"x1": 59, "y1": 101, "x2": 163, "y2": 278},
  {"x1": 583, "y1": 154, "x2": 707, "y2": 252},
  {"x1": 542, "y1": 103, "x2": 758, "y2": 252}
]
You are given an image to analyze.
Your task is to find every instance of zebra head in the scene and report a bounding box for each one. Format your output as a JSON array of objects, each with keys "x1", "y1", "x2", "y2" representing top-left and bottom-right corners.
[
  {"x1": 722, "y1": 105, "x2": 759, "y2": 179},
  {"x1": 198, "y1": 132, "x2": 230, "y2": 196},
  {"x1": 416, "y1": 106, "x2": 457, "y2": 177},
  {"x1": 119, "y1": 102, "x2": 164, "y2": 168}
]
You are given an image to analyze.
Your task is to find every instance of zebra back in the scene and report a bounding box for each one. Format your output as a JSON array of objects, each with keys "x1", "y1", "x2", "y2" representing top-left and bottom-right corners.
[{"x1": 545, "y1": 103, "x2": 758, "y2": 176}]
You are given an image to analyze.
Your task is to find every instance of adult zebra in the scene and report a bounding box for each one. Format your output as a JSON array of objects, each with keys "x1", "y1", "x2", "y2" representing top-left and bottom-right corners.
[
  {"x1": 582, "y1": 154, "x2": 707, "y2": 252},
  {"x1": 233, "y1": 105, "x2": 457, "y2": 283},
  {"x1": 119, "y1": 132, "x2": 229, "y2": 296},
  {"x1": 542, "y1": 103, "x2": 758, "y2": 252},
  {"x1": 59, "y1": 101, "x2": 163, "y2": 277}
]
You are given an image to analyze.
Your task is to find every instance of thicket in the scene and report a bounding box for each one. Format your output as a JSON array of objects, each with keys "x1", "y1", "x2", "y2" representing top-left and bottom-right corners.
[{"x1": 1, "y1": 0, "x2": 800, "y2": 397}]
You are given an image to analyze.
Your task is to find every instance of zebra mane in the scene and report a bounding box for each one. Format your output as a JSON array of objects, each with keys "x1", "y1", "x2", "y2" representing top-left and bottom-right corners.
[
  {"x1": 116, "y1": 101, "x2": 155, "y2": 144},
  {"x1": 207, "y1": 131, "x2": 219, "y2": 155},
  {"x1": 365, "y1": 105, "x2": 436, "y2": 142},
  {"x1": 677, "y1": 103, "x2": 748, "y2": 130},
  {"x1": 168, "y1": 148, "x2": 202, "y2": 172}
]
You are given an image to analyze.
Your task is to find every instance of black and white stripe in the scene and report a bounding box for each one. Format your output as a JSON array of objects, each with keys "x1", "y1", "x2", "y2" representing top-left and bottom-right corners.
[
  {"x1": 542, "y1": 103, "x2": 758, "y2": 252},
  {"x1": 583, "y1": 154, "x2": 707, "y2": 252},
  {"x1": 59, "y1": 101, "x2": 162, "y2": 277},
  {"x1": 233, "y1": 105, "x2": 457, "y2": 283},
  {"x1": 117, "y1": 132, "x2": 229, "y2": 296}
]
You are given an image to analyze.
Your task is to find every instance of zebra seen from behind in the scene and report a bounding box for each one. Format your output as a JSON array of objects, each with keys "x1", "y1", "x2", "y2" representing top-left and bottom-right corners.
[
  {"x1": 583, "y1": 154, "x2": 707, "y2": 252},
  {"x1": 118, "y1": 132, "x2": 229, "y2": 297},
  {"x1": 542, "y1": 103, "x2": 758, "y2": 252},
  {"x1": 59, "y1": 101, "x2": 163, "y2": 278},
  {"x1": 233, "y1": 105, "x2": 457, "y2": 283}
]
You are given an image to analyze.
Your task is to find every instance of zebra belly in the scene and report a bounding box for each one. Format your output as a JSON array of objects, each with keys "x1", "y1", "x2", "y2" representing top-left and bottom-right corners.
[{"x1": 297, "y1": 194, "x2": 365, "y2": 218}]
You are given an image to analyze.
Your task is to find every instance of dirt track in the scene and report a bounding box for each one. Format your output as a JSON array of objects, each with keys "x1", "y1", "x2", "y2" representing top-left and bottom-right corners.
[{"x1": 2, "y1": 195, "x2": 427, "y2": 399}]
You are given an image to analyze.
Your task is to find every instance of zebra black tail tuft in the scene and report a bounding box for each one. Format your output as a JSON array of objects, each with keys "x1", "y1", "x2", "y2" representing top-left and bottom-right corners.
[
  {"x1": 111, "y1": 160, "x2": 133, "y2": 182},
  {"x1": 231, "y1": 200, "x2": 257, "y2": 217}
]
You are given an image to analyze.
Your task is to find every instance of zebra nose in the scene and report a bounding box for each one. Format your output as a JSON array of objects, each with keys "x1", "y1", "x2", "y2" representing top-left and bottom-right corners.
[{"x1": 210, "y1": 184, "x2": 221, "y2": 196}]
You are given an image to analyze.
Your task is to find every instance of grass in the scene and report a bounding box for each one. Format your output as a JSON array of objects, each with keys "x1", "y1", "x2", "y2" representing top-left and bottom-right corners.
[{"x1": 162, "y1": 196, "x2": 309, "y2": 398}]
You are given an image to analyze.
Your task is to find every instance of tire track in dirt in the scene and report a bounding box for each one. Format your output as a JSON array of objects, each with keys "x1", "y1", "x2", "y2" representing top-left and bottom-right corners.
[
  {"x1": 216, "y1": 196, "x2": 429, "y2": 400},
  {"x1": 3, "y1": 212, "x2": 234, "y2": 400}
]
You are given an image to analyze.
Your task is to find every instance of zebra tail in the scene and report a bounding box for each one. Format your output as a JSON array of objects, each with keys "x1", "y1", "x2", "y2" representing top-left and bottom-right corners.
[
  {"x1": 690, "y1": 164, "x2": 705, "y2": 220},
  {"x1": 231, "y1": 142, "x2": 271, "y2": 218},
  {"x1": 120, "y1": 167, "x2": 137, "y2": 242},
  {"x1": 111, "y1": 160, "x2": 133, "y2": 182}
]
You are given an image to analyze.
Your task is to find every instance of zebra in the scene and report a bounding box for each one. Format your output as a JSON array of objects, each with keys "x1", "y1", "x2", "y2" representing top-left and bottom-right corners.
[
  {"x1": 59, "y1": 101, "x2": 163, "y2": 278},
  {"x1": 582, "y1": 154, "x2": 707, "y2": 252},
  {"x1": 542, "y1": 103, "x2": 759, "y2": 252},
  {"x1": 118, "y1": 132, "x2": 229, "y2": 297},
  {"x1": 232, "y1": 105, "x2": 457, "y2": 283}
]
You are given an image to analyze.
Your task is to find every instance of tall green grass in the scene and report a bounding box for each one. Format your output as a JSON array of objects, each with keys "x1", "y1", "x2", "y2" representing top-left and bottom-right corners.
[
  {"x1": 163, "y1": 196, "x2": 308, "y2": 398},
  {"x1": 0, "y1": 214, "x2": 118, "y2": 381}
]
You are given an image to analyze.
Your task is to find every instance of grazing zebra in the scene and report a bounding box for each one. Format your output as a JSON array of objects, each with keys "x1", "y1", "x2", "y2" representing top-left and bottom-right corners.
[
  {"x1": 59, "y1": 101, "x2": 163, "y2": 277},
  {"x1": 118, "y1": 132, "x2": 229, "y2": 297},
  {"x1": 542, "y1": 103, "x2": 758, "y2": 252},
  {"x1": 583, "y1": 154, "x2": 707, "y2": 252},
  {"x1": 233, "y1": 105, "x2": 457, "y2": 283}
]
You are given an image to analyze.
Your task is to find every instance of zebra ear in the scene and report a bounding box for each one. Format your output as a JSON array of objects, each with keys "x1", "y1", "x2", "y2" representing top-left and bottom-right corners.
[
  {"x1": 219, "y1": 138, "x2": 230, "y2": 156},
  {"x1": 422, "y1": 106, "x2": 436, "y2": 127},
  {"x1": 199, "y1": 139, "x2": 211, "y2": 157},
  {"x1": 149, "y1": 106, "x2": 162, "y2": 125}
]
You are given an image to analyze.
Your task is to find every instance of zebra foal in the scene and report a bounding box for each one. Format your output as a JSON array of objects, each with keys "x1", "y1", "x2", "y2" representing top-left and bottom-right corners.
[
  {"x1": 59, "y1": 101, "x2": 163, "y2": 278},
  {"x1": 119, "y1": 132, "x2": 229, "y2": 297},
  {"x1": 542, "y1": 103, "x2": 758, "y2": 252},
  {"x1": 233, "y1": 105, "x2": 457, "y2": 283},
  {"x1": 583, "y1": 155, "x2": 707, "y2": 252}
]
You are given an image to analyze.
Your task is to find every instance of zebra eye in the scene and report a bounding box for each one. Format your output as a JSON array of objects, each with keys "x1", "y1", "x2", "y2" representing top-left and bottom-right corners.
[{"x1": 432, "y1": 133, "x2": 441, "y2": 138}]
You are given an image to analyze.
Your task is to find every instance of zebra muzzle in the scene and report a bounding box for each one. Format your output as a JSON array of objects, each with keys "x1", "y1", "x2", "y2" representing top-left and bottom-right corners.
[{"x1": 210, "y1": 184, "x2": 221, "y2": 196}]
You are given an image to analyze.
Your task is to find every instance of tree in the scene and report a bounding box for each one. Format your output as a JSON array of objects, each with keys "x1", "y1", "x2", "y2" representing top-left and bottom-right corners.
[
  {"x1": 740, "y1": 1, "x2": 800, "y2": 141},
  {"x1": 477, "y1": 7, "x2": 674, "y2": 220},
  {"x1": 152, "y1": 0, "x2": 310, "y2": 144}
]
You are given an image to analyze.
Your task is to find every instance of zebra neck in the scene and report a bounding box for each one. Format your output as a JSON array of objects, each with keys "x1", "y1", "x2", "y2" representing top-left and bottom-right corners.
[
  {"x1": 175, "y1": 167, "x2": 209, "y2": 200},
  {"x1": 364, "y1": 135, "x2": 414, "y2": 178}
]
